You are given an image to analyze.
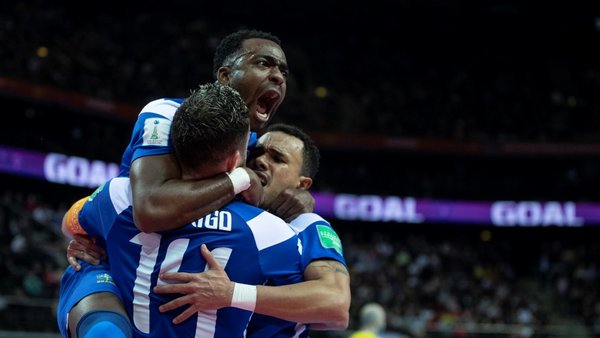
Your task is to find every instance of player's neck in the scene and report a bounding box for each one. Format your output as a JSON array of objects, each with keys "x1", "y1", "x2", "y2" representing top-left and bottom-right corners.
[{"x1": 181, "y1": 161, "x2": 229, "y2": 181}]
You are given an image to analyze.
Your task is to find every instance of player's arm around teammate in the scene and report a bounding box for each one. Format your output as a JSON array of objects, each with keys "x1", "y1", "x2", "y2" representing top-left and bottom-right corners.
[
  {"x1": 156, "y1": 246, "x2": 350, "y2": 329},
  {"x1": 154, "y1": 124, "x2": 351, "y2": 330}
]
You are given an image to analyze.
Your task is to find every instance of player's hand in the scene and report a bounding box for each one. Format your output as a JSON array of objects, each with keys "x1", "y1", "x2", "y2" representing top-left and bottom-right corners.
[
  {"x1": 66, "y1": 234, "x2": 106, "y2": 271},
  {"x1": 239, "y1": 168, "x2": 264, "y2": 207},
  {"x1": 154, "y1": 244, "x2": 234, "y2": 324},
  {"x1": 269, "y1": 188, "x2": 315, "y2": 222}
]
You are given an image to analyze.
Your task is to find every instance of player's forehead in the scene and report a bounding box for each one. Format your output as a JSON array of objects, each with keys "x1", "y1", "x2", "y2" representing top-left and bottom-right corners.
[
  {"x1": 257, "y1": 131, "x2": 303, "y2": 155},
  {"x1": 238, "y1": 38, "x2": 287, "y2": 63}
]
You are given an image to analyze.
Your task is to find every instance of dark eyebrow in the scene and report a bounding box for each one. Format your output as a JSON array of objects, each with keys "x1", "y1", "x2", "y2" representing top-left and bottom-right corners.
[{"x1": 256, "y1": 54, "x2": 289, "y2": 74}]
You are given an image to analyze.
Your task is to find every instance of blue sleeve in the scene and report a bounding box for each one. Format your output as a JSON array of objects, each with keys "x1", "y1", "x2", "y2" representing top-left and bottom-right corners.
[
  {"x1": 79, "y1": 181, "x2": 119, "y2": 242},
  {"x1": 119, "y1": 99, "x2": 182, "y2": 176},
  {"x1": 129, "y1": 112, "x2": 174, "y2": 163},
  {"x1": 291, "y1": 214, "x2": 347, "y2": 271}
]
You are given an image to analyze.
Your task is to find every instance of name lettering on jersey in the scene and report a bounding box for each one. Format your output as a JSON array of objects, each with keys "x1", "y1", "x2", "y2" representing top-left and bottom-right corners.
[
  {"x1": 316, "y1": 225, "x2": 343, "y2": 255},
  {"x1": 192, "y1": 211, "x2": 233, "y2": 231},
  {"x1": 142, "y1": 118, "x2": 170, "y2": 146}
]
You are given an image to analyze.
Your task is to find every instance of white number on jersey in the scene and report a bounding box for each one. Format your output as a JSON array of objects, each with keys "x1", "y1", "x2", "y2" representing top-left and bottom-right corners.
[{"x1": 130, "y1": 232, "x2": 232, "y2": 335}]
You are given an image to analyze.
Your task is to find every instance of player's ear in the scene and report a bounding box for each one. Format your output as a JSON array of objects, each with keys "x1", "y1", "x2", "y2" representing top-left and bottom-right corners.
[
  {"x1": 217, "y1": 66, "x2": 232, "y2": 85},
  {"x1": 226, "y1": 150, "x2": 242, "y2": 173},
  {"x1": 296, "y1": 176, "x2": 312, "y2": 190}
]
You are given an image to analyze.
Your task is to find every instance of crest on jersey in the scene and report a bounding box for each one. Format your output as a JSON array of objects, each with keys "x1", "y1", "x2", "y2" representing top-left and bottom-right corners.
[
  {"x1": 95, "y1": 272, "x2": 115, "y2": 285},
  {"x1": 317, "y1": 225, "x2": 343, "y2": 255},
  {"x1": 143, "y1": 118, "x2": 170, "y2": 146}
]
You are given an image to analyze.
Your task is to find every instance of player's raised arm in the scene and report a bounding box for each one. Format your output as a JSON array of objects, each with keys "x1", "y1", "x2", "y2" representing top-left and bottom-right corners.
[{"x1": 129, "y1": 153, "x2": 262, "y2": 233}]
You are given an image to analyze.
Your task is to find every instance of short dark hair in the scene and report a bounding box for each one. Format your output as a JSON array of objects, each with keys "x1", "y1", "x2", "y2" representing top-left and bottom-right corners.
[
  {"x1": 267, "y1": 123, "x2": 320, "y2": 179},
  {"x1": 172, "y1": 82, "x2": 249, "y2": 170},
  {"x1": 212, "y1": 29, "x2": 282, "y2": 78}
]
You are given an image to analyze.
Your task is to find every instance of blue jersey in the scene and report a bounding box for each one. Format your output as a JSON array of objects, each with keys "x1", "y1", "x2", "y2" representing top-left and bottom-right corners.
[
  {"x1": 79, "y1": 177, "x2": 304, "y2": 338},
  {"x1": 247, "y1": 213, "x2": 347, "y2": 338},
  {"x1": 57, "y1": 97, "x2": 259, "y2": 337},
  {"x1": 119, "y1": 98, "x2": 257, "y2": 177},
  {"x1": 57, "y1": 98, "x2": 182, "y2": 337},
  {"x1": 118, "y1": 98, "x2": 182, "y2": 176}
]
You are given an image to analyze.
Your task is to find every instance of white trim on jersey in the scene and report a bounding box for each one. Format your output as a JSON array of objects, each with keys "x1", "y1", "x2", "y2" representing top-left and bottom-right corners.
[
  {"x1": 156, "y1": 238, "x2": 190, "y2": 287},
  {"x1": 293, "y1": 322, "x2": 307, "y2": 338},
  {"x1": 288, "y1": 213, "x2": 328, "y2": 234},
  {"x1": 247, "y1": 212, "x2": 295, "y2": 251},
  {"x1": 138, "y1": 98, "x2": 179, "y2": 119},
  {"x1": 108, "y1": 177, "x2": 133, "y2": 214}
]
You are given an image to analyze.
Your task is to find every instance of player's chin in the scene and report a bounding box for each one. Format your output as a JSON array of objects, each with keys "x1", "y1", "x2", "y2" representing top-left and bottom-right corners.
[{"x1": 250, "y1": 116, "x2": 269, "y2": 132}]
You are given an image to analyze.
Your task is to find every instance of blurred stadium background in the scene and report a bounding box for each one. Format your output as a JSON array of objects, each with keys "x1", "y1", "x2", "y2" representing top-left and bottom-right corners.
[{"x1": 1, "y1": 1, "x2": 600, "y2": 337}]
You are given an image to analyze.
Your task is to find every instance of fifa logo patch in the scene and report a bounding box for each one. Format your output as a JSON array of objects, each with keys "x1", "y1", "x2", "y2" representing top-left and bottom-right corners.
[
  {"x1": 96, "y1": 272, "x2": 116, "y2": 285},
  {"x1": 317, "y1": 225, "x2": 342, "y2": 255},
  {"x1": 142, "y1": 118, "x2": 170, "y2": 146}
]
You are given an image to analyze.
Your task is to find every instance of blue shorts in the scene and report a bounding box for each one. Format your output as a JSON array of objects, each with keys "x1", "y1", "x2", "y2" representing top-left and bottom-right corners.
[{"x1": 56, "y1": 262, "x2": 122, "y2": 338}]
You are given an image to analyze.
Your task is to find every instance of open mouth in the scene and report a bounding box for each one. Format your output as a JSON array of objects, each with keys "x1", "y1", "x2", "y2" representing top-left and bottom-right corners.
[
  {"x1": 254, "y1": 171, "x2": 268, "y2": 186},
  {"x1": 256, "y1": 90, "x2": 281, "y2": 119}
]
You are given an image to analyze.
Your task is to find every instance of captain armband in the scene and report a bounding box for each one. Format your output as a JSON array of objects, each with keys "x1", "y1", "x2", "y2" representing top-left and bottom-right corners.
[{"x1": 65, "y1": 196, "x2": 90, "y2": 236}]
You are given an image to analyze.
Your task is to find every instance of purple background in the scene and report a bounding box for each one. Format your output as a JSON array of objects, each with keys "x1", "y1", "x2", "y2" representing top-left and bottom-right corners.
[{"x1": 2, "y1": 145, "x2": 599, "y2": 226}]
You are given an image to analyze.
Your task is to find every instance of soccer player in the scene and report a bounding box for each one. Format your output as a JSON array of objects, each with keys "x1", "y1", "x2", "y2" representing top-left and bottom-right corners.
[
  {"x1": 62, "y1": 123, "x2": 351, "y2": 337},
  {"x1": 60, "y1": 29, "x2": 351, "y2": 337},
  {"x1": 122, "y1": 28, "x2": 311, "y2": 233},
  {"x1": 58, "y1": 28, "x2": 308, "y2": 337},
  {"x1": 61, "y1": 82, "x2": 306, "y2": 337},
  {"x1": 154, "y1": 123, "x2": 351, "y2": 337}
]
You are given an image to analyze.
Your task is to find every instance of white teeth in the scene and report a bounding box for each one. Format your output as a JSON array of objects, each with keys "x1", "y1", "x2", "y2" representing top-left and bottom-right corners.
[
  {"x1": 256, "y1": 107, "x2": 267, "y2": 115},
  {"x1": 256, "y1": 110, "x2": 267, "y2": 119}
]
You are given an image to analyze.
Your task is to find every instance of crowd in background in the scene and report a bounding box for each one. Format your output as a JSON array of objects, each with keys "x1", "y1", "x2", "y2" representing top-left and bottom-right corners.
[
  {"x1": 2, "y1": 1, "x2": 600, "y2": 143},
  {"x1": 0, "y1": 186, "x2": 68, "y2": 332},
  {"x1": 344, "y1": 227, "x2": 600, "y2": 337},
  {"x1": 0, "y1": 184, "x2": 599, "y2": 337}
]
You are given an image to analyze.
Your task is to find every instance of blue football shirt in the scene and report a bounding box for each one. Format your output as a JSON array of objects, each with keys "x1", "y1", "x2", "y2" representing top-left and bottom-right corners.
[
  {"x1": 247, "y1": 213, "x2": 348, "y2": 338},
  {"x1": 79, "y1": 177, "x2": 304, "y2": 338},
  {"x1": 118, "y1": 97, "x2": 257, "y2": 177}
]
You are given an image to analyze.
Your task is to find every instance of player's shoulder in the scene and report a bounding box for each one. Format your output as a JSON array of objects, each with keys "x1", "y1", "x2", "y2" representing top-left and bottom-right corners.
[
  {"x1": 108, "y1": 177, "x2": 132, "y2": 214},
  {"x1": 138, "y1": 98, "x2": 184, "y2": 119},
  {"x1": 228, "y1": 201, "x2": 289, "y2": 226},
  {"x1": 227, "y1": 201, "x2": 296, "y2": 249},
  {"x1": 288, "y1": 213, "x2": 330, "y2": 233},
  {"x1": 89, "y1": 177, "x2": 132, "y2": 212}
]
